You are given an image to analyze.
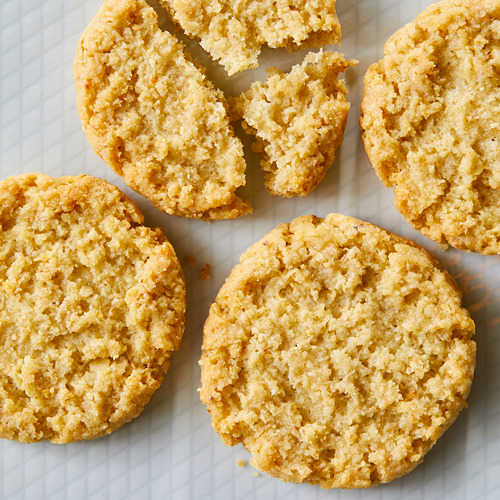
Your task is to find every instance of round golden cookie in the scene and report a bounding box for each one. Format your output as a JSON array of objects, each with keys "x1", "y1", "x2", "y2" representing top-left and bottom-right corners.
[
  {"x1": 74, "y1": 0, "x2": 250, "y2": 220},
  {"x1": 360, "y1": 0, "x2": 500, "y2": 254},
  {"x1": 0, "y1": 173, "x2": 186, "y2": 443},
  {"x1": 200, "y1": 214, "x2": 475, "y2": 488}
]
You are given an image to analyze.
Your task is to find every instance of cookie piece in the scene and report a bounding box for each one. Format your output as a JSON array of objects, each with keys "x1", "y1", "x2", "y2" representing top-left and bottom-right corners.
[
  {"x1": 159, "y1": 0, "x2": 341, "y2": 75},
  {"x1": 360, "y1": 0, "x2": 500, "y2": 254},
  {"x1": 200, "y1": 214, "x2": 475, "y2": 488},
  {"x1": 232, "y1": 51, "x2": 355, "y2": 197},
  {"x1": 74, "y1": 0, "x2": 250, "y2": 220},
  {"x1": 0, "y1": 173, "x2": 186, "y2": 443}
]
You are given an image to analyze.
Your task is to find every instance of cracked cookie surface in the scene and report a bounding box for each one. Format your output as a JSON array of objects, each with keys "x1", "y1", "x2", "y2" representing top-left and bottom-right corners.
[
  {"x1": 232, "y1": 51, "x2": 354, "y2": 197},
  {"x1": 200, "y1": 213, "x2": 475, "y2": 488},
  {"x1": 0, "y1": 173, "x2": 186, "y2": 443},
  {"x1": 160, "y1": 0, "x2": 341, "y2": 75},
  {"x1": 360, "y1": 0, "x2": 500, "y2": 254},
  {"x1": 75, "y1": 0, "x2": 250, "y2": 220}
]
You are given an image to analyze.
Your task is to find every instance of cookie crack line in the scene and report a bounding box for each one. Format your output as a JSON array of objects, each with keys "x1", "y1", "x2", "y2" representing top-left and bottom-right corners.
[{"x1": 74, "y1": 0, "x2": 360, "y2": 217}]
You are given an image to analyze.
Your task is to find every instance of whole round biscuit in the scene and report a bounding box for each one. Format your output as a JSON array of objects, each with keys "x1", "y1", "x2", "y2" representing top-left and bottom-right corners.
[
  {"x1": 0, "y1": 174, "x2": 186, "y2": 443},
  {"x1": 360, "y1": 0, "x2": 500, "y2": 254},
  {"x1": 200, "y1": 214, "x2": 475, "y2": 488},
  {"x1": 74, "y1": 0, "x2": 250, "y2": 220}
]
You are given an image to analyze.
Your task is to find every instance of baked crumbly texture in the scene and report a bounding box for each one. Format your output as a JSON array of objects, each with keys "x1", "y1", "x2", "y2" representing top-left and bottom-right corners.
[
  {"x1": 200, "y1": 214, "x2": 475, "y2": 488},
  {"x1": 74, "y1": 0, "x2": 250, "y2": 220},
  {"x1": 0, "y1": 173, "x2": 186, "y2": 443},
  {"x1": 231, "y1": 51, "x2": 355, "y2": 197},
  {"x1": 199, "y1": 263, "x2": 211, "y2": 280},
  {"x1": 159, "y1": 0, "x2": 341, "y2": 75},
  {"x1": 360, "y1": 0, "x2": 500, "y2": 254}
]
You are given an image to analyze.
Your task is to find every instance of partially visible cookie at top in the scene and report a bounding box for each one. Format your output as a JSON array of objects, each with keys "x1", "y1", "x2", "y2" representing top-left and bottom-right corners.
[
  {"x1": 159, "y1": 0, "x2": 341, "y2": 75},
  {"x1": 360, "y1": 0, "x2": 500, "y2": 254},
  {"x1": 231, "y1": 51, "x2": 355, "y2": 197},
  {"x1": 200, "y1": 213, "x2": 475, "y2": 488},
  {"x1": 74, "y1": 0, "x2": 250, "y2": 220},
  {"x1": 0, "y1": 173, "x2": 186, "y2": 443}
]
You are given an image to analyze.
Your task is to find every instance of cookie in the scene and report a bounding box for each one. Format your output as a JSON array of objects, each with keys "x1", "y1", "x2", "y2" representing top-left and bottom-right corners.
[
  {"x1": 231, "y1": 51, "x2": 355, "y2": 197},
  {"x1": 159, "y1": 0, "x2": 341, "y2": 75},
  {"x1": 0, "y1": 173, "x2": 186, "y2": 443},
  {"x1": 360, "y1": 0, "x2": 500, "y2": 254},
  {"x1": 74, "y1": 0, "x2": 250, "y2": 220},
  {"x1": 200, "y1": 214, "x2": 475, "y2": 488}
]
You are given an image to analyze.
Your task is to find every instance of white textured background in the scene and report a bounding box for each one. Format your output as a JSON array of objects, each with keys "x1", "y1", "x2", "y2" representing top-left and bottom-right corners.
[{"x1": 1, "y1": 0, "x2": 500, "y2": 498}]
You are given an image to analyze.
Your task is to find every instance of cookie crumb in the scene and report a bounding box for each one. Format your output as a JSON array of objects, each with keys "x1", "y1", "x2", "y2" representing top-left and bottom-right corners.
[
  {"x1": 184, "y1": 255, "x2": 196, "y2": 266},
  {"x1": 236, "y1": 459, "x2": 248, "y2": 468},
  {"x1": 253, "y1": 472, "x2": 260, "y2": 478},
  {"x1": 200, "y1": 263, "x2": 211, "y2": 280}
]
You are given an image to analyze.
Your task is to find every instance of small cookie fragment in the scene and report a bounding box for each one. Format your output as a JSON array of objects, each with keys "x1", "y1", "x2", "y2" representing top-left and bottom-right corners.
[
  {"x1": 74, "y1": 0, "x2": 250, "y2": 220},
  {"x1": 200, "y1": 263, "x2": 211, "y2": 280},
  {"x1": 160, "y1": 0, "x2": 341, "y2": 75},
  {"x1": 184, "y1": 255, "x2": 196, "y2": 266},
  {"x1": 360, "y1": 0, "x2": 500, "y2": 254},
  {"x1": 232, "y1": 51, "x2": 355, "y2": 197},
  {"x1": 200, "y1": 214, "x2": 475, "y2": 488},
  {"x1": 0, "y1": 173, "x2": 186, "y2": 443}
]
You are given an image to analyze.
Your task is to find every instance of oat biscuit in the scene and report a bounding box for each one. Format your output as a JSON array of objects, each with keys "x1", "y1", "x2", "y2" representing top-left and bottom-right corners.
[
  {"x1": 360, "y1": 0, "x2": 500, "y2": 254},
  {"x1": 0, "y1": 173, "x2": 186, "y2": 443},
  {"x1": 200, "y1": 214, "x2": 475, "y2": 488},
  {"x1": 74, "y1": 0, "x2": 250, "y2": 220},
  {"x1": 159, "y1": 0, "x2": 341, "y2": 75},
  {"x1": 231, "y1": 51, "x2": 355, "y2": 197}
]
